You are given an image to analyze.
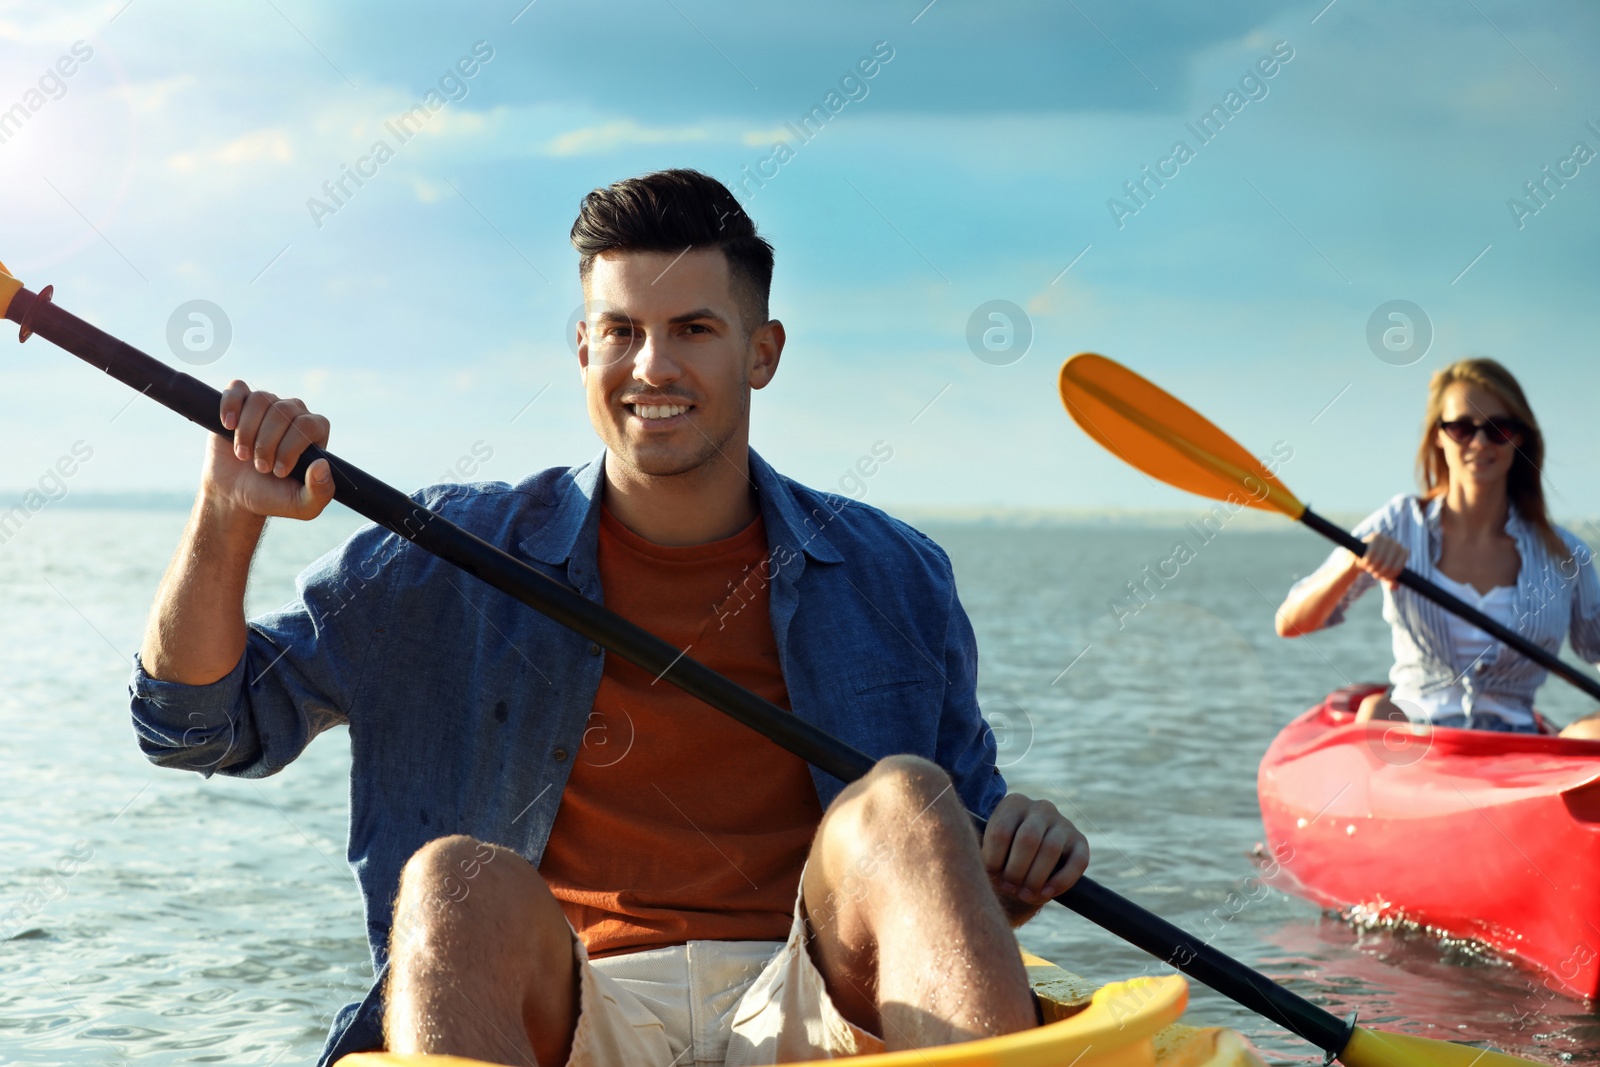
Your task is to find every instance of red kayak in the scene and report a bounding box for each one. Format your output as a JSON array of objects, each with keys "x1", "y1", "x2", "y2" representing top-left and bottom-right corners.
[{"x1": 1258, "y1": 684, "x2": 1600, "y2": 1000}]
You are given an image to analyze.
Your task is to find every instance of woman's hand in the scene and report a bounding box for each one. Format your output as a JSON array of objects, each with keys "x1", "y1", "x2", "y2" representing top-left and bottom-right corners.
[{"x1": 1352, "y1": 532, "x2": 1408, "y2": 588}]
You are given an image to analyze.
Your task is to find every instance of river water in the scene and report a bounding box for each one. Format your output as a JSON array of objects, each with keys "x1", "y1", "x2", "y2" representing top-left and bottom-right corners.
[{"x1": 1, "y1": 507, "x2": 1595, "y2": 1064}]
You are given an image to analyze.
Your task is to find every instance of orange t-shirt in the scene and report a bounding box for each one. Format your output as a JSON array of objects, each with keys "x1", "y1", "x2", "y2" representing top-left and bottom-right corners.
[{"x1": 539, "y1": 504, "x2": 823, "y2": 958}]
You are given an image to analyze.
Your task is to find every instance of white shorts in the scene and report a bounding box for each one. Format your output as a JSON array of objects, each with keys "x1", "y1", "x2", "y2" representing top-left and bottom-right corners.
[{"x1": 568, "y1": 879, "x2": 884, "y2": 1067}]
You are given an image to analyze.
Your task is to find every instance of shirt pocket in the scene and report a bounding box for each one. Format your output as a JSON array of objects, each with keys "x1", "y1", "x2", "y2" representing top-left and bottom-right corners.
[
  {"x1": 849, "y1": 668, "x2": 929, "y2": 698},
  {"x1": 825, "y1": 670, "x2": 937, "y2": 759}
]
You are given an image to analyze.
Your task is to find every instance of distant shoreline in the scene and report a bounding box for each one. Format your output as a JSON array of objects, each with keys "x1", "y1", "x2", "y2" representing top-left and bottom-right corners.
[
  {"x1": 891, "y1": 506, "x2": 1365, "y2": 530},
  {"x1": 15, "y1": 493, "x2": 1597, "y2": 536},
  {"x1": 2, "y1": 491, "x2": 1359, "y2": 525},
  {"x1": 19, "y1": 491, "x2": 201, "y2": 511}
]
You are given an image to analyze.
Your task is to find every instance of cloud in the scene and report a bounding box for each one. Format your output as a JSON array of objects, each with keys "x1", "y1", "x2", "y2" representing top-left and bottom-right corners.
[
  {"x1": 427, "y1": 106, "x2": 492, "y2": 138},
  {"x1": 167, "y1": 127, "x2": 293, "y2": 171},
  {"x1": 111, "y1": 75, "x2": 194, "y2": 116},
  {"x1": 741, "y1": 125, "x2": 792, "y2": 147},
  {"x1": 411, "y1": 177, "x2": 447, "y2": 203},
  {"x1": 542, "y1": 119, "x2": 709, "y2": 157},
  {"x1": 0, "y1": 5, "x2": 106, "y2": 45}
]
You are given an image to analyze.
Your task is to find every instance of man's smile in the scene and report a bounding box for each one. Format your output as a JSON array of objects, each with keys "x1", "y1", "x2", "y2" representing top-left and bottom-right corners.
[{"x1": 623, "y1": 399, "x2": 695, "y2": 428}]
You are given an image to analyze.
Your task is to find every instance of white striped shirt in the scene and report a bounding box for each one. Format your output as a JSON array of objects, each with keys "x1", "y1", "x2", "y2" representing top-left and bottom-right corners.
[{"x1": 1289, "y1": 493, "x2": 1600, "y2": 722}]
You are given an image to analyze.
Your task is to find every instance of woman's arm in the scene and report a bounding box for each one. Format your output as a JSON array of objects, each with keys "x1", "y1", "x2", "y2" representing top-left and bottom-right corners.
[
  {"x1": 1563, "y1": 533, "x2": 1600, "y2": 664},
  {"x1": 1276, "y1": 532, "x2": 1409, "y2": 637}
]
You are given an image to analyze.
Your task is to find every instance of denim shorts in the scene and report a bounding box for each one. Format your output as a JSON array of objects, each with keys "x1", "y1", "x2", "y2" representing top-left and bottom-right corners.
[{"x1": 1426, "y1": 712, "x2": 1542, "y2": 734}]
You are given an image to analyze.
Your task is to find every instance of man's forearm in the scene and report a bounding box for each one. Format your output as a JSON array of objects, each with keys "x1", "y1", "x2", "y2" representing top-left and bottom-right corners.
[
  {"x1": 1000, "y1": 891, "x2": 1043, "y2": 928},
  {"x1": 139, "y1": 492, "x2": 266, "y2": 685}
]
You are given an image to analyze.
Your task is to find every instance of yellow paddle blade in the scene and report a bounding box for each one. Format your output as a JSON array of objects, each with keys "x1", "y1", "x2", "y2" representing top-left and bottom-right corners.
[
  {"x1": 1058, "y1": 353, "x2": 1304, "y2": 520},
  {"x1": 1341, "y1": 1024, "x2": 1547, "y2": 1067}
]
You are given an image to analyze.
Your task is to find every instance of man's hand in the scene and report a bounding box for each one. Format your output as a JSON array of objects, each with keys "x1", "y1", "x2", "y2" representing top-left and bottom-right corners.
[
  {"x1": 204, "y1": 380, "x2": 335, "y2": 520},
  {"x1": 980, "y1": 793, "x2": 1088, "y2": 922},
  {"x1": 141, "y1": 381, "x2": 334, "y2": 686}
]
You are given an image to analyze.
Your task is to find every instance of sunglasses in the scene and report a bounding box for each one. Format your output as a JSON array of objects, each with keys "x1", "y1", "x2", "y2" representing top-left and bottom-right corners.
[{"x1": 1437, "y1": 416, "x2": 1526, "y2": 446}]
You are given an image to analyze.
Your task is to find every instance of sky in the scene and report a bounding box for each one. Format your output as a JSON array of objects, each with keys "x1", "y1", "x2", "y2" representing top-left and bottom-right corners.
[{"x1": 0, "y1": 0, "x2": 1597, "y2": 518}]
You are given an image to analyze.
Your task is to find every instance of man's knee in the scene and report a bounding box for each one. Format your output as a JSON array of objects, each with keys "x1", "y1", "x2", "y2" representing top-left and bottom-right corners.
[
  {"x1": 391, "y1": 835, "x2": 549, "y2": 961},
  {"x1": 385, "y1": 838, "x2": 579, "y2": 1062},
  {"x1": 399, "y1": 834, "x2": 512, "y2": 900},
  {"x1": 869, "y1": 752, "x2": 951, "y2": 788},
  {"x1": 401, "y1": 833, "x2": 483, "y2": 880},
  {"x1": 829, "y1": 755, "x2": 962, "y2": 845}
]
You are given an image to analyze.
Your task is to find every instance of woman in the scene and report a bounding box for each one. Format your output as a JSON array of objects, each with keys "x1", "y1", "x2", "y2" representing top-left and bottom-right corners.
[{"x1": 1275, "y1": 358, "x2": 1600, "y2": 738}]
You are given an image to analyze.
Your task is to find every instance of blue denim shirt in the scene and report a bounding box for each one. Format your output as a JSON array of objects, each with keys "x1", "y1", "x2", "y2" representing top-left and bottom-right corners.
[
  {"x1": 127, "y1": 447, "x2": 1005, "y2": 1063},
  {"x1": 1289, "y1": 493, "x2": 1600, "y2": 721}
]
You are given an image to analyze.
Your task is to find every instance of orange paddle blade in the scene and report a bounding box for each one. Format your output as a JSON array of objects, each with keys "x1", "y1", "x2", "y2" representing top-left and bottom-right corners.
[
  {"x1": 0, "y1": 261, "x2": 21, "y2": 321},
  {"x1": 1058, "y1": 353, "x2": 1304, "y2": 519}
]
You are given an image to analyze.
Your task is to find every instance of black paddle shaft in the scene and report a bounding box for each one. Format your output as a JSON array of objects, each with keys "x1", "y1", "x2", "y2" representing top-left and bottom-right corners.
[
  {"x1": 1299, "y1": 507, "x2": 1600, "y2": 705},
  {"x1": 4, "y1": 283, "x2": 1356, "y2": 1059},
  {"x1": 6, "y1": 285, "x2": 872, "y2": 782}
]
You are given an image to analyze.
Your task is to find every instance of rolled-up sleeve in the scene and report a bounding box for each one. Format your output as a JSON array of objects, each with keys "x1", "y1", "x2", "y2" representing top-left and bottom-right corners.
[
  {"x1": 934, "y1": 575, "x2": 1006, "y2": 821},
  {"x1": 1565, "y1": 532, "x2": 1600, "y2": 665},
  {"x1": 129, "y1": 516, "x2": 407, "y2": 778},
  {"x1": 1285, "y1": 501, "x2": 1395, "y2": 630}
]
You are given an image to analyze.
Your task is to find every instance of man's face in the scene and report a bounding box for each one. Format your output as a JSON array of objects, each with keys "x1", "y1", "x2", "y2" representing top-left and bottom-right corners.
[{"x1": 577, "y1": 249, "x2": 781, "y2": 479}]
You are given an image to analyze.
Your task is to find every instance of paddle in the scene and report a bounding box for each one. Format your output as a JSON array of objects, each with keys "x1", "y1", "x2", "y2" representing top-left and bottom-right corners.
[
  {"x1": 1059, "y1": 351, "x2": 1600, "y2": 706},
  {"x1": 0, "y1": 265, "x2": 1537, "y2": 1067}
]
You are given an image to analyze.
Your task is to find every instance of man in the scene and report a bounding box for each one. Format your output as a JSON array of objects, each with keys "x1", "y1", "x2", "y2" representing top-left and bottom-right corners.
[{"x1": 130, "y1": 169, "x2": 1088, "y2": 1066}]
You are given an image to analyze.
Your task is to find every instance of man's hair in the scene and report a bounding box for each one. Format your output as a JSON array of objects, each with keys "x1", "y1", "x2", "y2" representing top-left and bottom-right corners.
[{"x1": 570, "y1": 169, "x2": 775, "y2": 332}]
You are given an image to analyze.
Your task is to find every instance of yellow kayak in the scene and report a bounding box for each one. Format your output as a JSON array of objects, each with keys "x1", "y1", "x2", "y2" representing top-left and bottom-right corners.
[{"x1": 338, "y1": 950, "x2": 1266, "y2": 1067}]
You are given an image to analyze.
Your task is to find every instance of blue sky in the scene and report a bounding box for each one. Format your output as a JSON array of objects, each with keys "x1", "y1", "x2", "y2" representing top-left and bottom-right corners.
[{"x1": 1, "y1": 0, "x2": 1596, "y2": 517}]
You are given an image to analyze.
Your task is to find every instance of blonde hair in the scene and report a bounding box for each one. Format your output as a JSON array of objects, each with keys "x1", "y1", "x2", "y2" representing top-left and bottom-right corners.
[{"x1": 1416, "y1": 358, "x2": 1566, "y2": 559}]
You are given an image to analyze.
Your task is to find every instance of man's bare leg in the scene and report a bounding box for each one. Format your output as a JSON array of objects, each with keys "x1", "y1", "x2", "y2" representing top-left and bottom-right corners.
[
  {"x1": 802, "y1": 755, "x2": 1036, "y2": 1050},
  {"x1": 384, "y1": 835, "x2": 578, "y2": 1067}
]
